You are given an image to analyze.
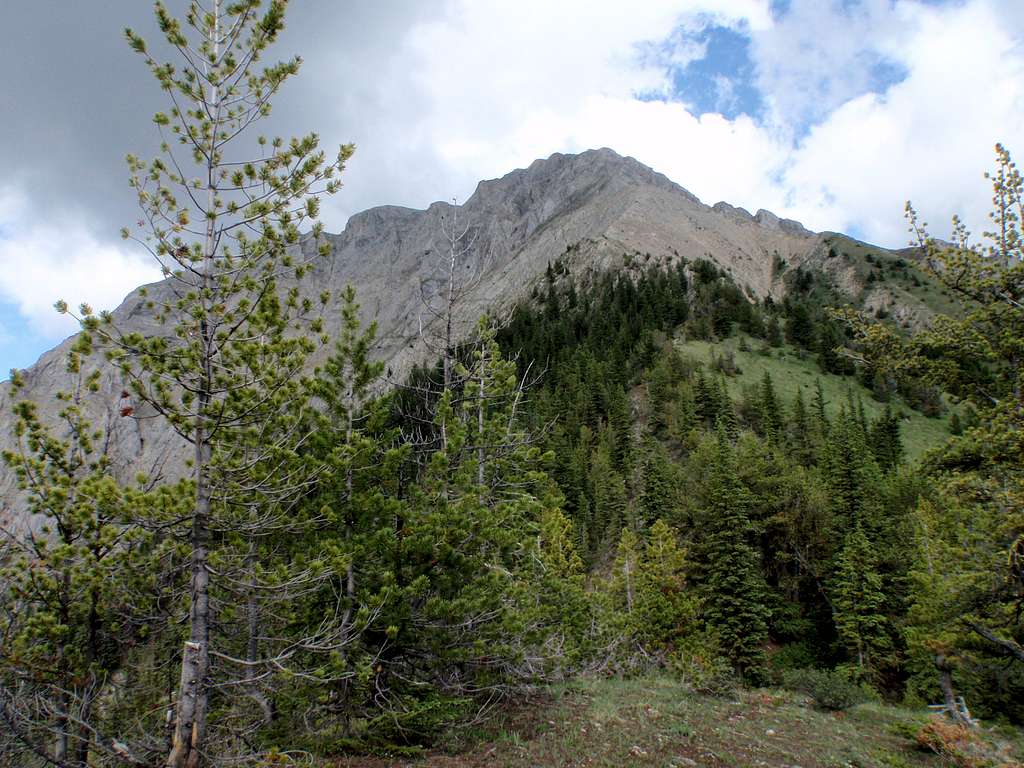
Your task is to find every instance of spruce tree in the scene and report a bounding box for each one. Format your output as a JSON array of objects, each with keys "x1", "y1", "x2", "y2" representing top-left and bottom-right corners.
[
  {"x1": 789, "y1": 388, "x2": 814, "y2": 465},
  {"x1": 698, "y1": 428, "x2": 770, "y2": 683},
  {"x1": 812, "y1": 378, "x2": 830, "y2": 436},
  {"x1": 766, "y1": 315, "x2": 783, "y2": 347},
  {"x1": 758, "y1": 370, "x2": 782, "y2": 442},
  {"x1": 715, "y1": 376, "x2": 739, "y2": 441},
  {"x1": 694, "y1": 371, "x2": 717, "y2": 425},
  {"x1": 833, "y1": 524, "x2": 891, "y2": 680},
  {"x1": 638, "y1": 441, "x2": 678, "y2": 525},
  {"x1": 869, "y1": 406, "x2": 904, "y2": 471}
]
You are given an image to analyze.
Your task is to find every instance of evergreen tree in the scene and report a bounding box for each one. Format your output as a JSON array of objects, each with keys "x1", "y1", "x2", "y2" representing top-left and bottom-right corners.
[
  {"x1": 786, "y1": 303, "x2": 816, "y2": 349},
  {"x1": 638, "y1": 441, "x2": 678, "y2": 525},
  {"x1": 694, "y1": 370, "x2": 718, "y2": 425},
  {"x1": 634, "y1": 520, "x2": 699, "y2": 650},
  {"x1": 66, "y1": 4, "x2": 354, "y2": 763},
  {"x1": 698, "y1": 429, "x2": 770, "y2": 682},
  {"x1": 847, "y1": 145, "x2": 1024, "y2": 711},
  {"x1": 766, "y1": 315, "x2": 784, "y2": 347},
  {"x1": 789, "y1": 388, "x2": 815, "y2": 465},
  {"x1": 869, "y1": 406, "x2": 904, "y2": 471},
  {"x1": 758, "y1": 370, "x2": 783, "y2": 442},
  {"x1": 812, "y1": 378, "x2": 830, "y2": 436},
  {"x1": 0, "y1": 360, "x2": 186, "y2": 766},
  {"x1": 715, "y1": 377, "x2": 739, "y2": 441},
  {"x1": 833, "y1": 524, "x2": 891, "y2": 680},
  {"x1": 590, "y1": 448, "x2": 629, "y2": 546},
  {"x1": 825, "y1": 407, "x2": 877, "y2": 526}
]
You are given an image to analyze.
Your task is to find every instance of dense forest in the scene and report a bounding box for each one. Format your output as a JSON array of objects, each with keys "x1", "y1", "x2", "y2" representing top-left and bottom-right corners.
[{"x1": 0, "y1": 3, "x2": 1021, "y2": 767}]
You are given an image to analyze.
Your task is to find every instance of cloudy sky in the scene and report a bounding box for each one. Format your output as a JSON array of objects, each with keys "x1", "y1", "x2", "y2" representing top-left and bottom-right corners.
[{"x1": 0, "y1": 0, "x2": 1022, "y2": 373}]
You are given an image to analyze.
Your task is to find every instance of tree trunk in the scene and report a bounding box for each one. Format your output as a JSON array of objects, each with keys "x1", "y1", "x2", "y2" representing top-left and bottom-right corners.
[
  {"x1": 166, "y1": 440, "x2": 212, "y2": 768},
  {"x1": 167, "y1": 6, "x2": 220, "y2": 764},
  {"x1": 934, "y1": 654, "x2": 973, "y2": 728},
  {"x1": 75, "y1": 589, "x2": 101, "y2": 766}
]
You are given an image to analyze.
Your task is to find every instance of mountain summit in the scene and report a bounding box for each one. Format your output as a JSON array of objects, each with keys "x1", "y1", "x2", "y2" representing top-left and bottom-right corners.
[{"x1": 0, "y1": 148, "x2": 865, "y2": 519}]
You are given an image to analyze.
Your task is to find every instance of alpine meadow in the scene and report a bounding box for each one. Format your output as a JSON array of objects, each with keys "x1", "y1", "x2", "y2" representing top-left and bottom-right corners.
[{"x1": 0, "y1": 2, "x2": 1022, "y2": 767}]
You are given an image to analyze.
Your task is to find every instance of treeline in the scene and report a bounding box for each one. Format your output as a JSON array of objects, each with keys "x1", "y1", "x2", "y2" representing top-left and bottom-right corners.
[{"x1": 3, "y1": 256, "x2": 1020, "y2": 765}]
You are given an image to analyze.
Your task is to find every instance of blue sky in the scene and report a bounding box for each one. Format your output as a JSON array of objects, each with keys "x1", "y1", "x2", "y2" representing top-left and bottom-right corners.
[{"x1": 0, "y1": 0, "x2": 1022, "y2": 375}]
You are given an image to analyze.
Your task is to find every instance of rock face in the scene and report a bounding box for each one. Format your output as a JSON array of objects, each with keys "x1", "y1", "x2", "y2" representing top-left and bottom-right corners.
[{"x1": 0, "y1": 147, "x2": 836, "y2": 522}]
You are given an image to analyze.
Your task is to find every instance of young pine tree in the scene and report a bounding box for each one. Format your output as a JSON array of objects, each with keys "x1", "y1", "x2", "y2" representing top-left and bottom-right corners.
[
  {"x1": 0, "y1": 357, "x2": 185, "y2": 766},
  {"x1": 634, "y1": 520, "x2": 700, "y2": 651},
  {"x1": 64, "y1": 4, "x2": 354, "y2": 764}
]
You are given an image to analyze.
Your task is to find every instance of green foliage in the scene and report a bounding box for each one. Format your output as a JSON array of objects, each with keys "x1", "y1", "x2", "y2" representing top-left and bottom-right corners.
[
  {"x1": 832, "y1": 524, "x2": 893, "y2": 681},
  {"x1": 781, "y1": 667, "x2": 877, "y2": 711},
  {"x1": 1, "y1": 363, "x2": 189, "y2": 765},
  {"x1": 695, "y1": 430, "x2": 771, "y2": 683},
  {"x1": 844, "y1": 144, "x2": 1024, "y2": 723}
]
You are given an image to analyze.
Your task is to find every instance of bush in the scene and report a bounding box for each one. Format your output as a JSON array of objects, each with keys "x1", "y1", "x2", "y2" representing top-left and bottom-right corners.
[
  {"x1": 670, "y1": 636, "x2": 736, "y2": 698},
  {"x1": 780, "y1": 667, "x2": 874, "y2": 711},
  {"x1": 915, "y1": 717, "x2": 1023, "y2": 768}
]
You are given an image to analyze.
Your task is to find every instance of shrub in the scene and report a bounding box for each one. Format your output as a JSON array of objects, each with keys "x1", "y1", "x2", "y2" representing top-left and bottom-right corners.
[
  {"x1": 915, "y1": 717, "x2": 1023, "y2": 768},
  {"x1": 780, "y1": 667, "x2": 874, "y2": 711},
  {"x1": 670, "y1": 635, "x2": 736, "y2": 698}
]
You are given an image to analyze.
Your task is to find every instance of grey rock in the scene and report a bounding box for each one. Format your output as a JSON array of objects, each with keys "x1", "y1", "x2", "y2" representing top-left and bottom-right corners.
[{"x1": 0, "y1": 148, "x2": 842, "y2": 523}]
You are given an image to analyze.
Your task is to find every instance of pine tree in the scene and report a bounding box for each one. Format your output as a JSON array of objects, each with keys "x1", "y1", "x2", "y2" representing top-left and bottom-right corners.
[
  {"x1": 612, "y1": 527, "x2": 642, "y2": 617},
  {"x1": 812, "y1": 378, "x2": 830, "y2": 436},
  {"x1": 694, "y1": 371, "x2": 718, "y2": 425},
  {"x1": 638, "y1": 442, "x2": 678, "y2": 525},
  {"x1": 590, "y1": 447, "x2": 629, "y2": 546},
  {"x1": 634, "y1": 520, "x2": 699, "y2": 650},
  {"x1": 845, "y1": 145, "x2": 1024, "y2": 706},
  {"x1": 698, "y1": 429, "x2": 770, "y2": 683},
  {"x1": 766, "y1": 315, "x2": 783, "y2": 347},
  {"x1": 825, "y1": 407, "x2": 875, "y2": 525},
  {"x1": 789, "y1": 388, "x2": 815, "y2": 465},
  {"x1": 786, "y1": 303, "x2": 816, "y2": 349},
  {"x1": 0, "y1": 359, "x2": 186, "y2": 765},
  {"x1": 869, "y1": 406, "x2": 904, "y2": 471},
  {"x1": 715, "y1": 376, "x2": 739, "y2": 441},
  {"x1": 65, "y1": 4, "x2": 354, "y2": 763},
  {"x1": 525, "y1": 505, "x2": 590, "y2": 672}
]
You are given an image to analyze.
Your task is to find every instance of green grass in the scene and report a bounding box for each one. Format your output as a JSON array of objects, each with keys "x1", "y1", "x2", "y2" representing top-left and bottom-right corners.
[
  {"x1": 825, "y1": 234, "x2": 964, "y2": 321},
  {"x1": 330, "y1": 675, "x2": 1012, "y2": 767},
  {"x1": 675, "y1": 335, "x2": 952, "y2": 462}
]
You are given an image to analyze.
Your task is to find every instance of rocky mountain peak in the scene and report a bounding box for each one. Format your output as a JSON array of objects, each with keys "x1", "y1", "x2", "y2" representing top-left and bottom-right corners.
[{"x1": 0, "y1": 148, "x2": 835, "y2": 520}]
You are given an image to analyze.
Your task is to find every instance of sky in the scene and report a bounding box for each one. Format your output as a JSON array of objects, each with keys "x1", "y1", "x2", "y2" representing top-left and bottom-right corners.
[{"x1": 0, "y1": 0, "x2": 1022, "y2": 373}]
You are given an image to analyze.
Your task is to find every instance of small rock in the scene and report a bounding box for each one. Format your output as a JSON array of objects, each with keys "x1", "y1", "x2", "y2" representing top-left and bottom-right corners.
[
  {"x1": 629, "y1": 745, "x2": 647, "y2": 757},
  {"x1": 765, "y1": 728, "x2": 776, "y2": 736}
]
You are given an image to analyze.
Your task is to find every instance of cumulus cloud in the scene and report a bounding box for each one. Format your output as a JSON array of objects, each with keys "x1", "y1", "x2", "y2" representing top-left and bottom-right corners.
[
  {"x1": 0, "y1": 0, "x2": 1023, "y2": 370},
  {"x1": 0, "y1": 188, "x2": 159, "y2": 338},
  {"x1": 777, "y1": 0, "x2": 1024, "y2": 242}
]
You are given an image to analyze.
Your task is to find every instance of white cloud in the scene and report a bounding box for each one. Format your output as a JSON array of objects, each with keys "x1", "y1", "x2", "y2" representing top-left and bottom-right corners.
[
  {"x1": 336, "y1": 0, "x2": 1023, "y2": 249},
  {"x1": 778, "y1": 0, "x2": 1024, "y2": 243},
  {"x1": 0, "y1": 188, "x2": 160, "y2": 340},
  {"x1": 3, "y1": 0, "x2": 1024, "y2": 367}
]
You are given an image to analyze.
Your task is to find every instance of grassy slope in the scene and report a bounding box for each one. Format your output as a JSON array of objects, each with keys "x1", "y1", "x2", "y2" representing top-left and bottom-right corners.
[
  {"x1": 824, "y1": 234, "x2": 964, "y2": 322},
  {"x1": 675, "y1": 335, "x2": 952, "y2": 462},
  {"x1": 333, "y1": 676, "x2": 1018, "y2": 767}
]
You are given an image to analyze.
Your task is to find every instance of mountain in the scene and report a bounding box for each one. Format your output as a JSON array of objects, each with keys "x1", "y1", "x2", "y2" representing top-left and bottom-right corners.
[{"x1": 0, "y1": 147, "x2": 922, "y2": 523}]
